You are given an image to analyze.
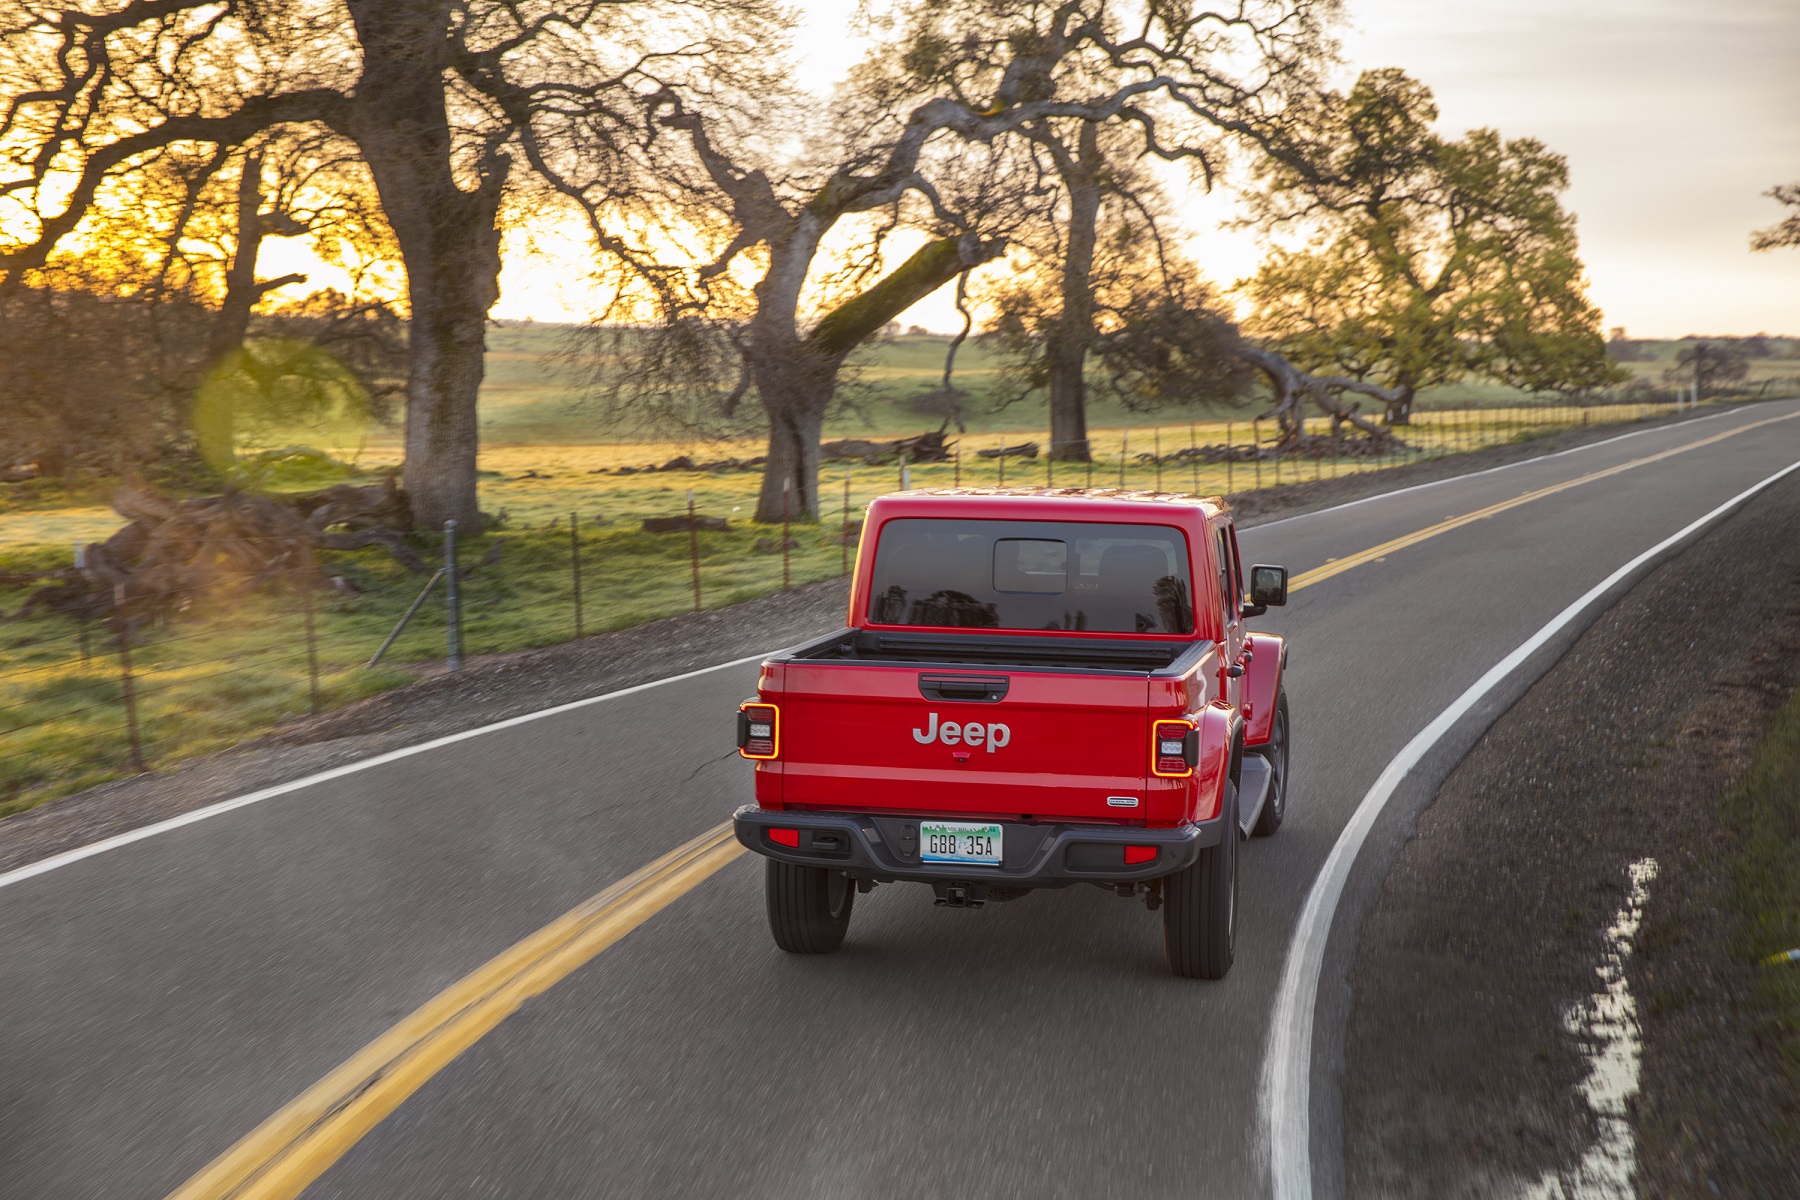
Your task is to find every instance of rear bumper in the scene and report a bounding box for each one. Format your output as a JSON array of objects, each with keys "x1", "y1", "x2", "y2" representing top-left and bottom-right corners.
[{"x1": 732, "y1": 804, "x2": 1222, "y2": 887}]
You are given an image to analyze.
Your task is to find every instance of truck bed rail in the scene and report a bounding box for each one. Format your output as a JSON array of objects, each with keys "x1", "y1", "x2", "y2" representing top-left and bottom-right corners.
[{"x1": 774, "y1": 629, "x2": 1211, "y2": 675}]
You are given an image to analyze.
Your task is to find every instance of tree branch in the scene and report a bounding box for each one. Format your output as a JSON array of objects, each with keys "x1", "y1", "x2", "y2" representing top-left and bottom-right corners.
[
  {"x1": 806, "y1": 234, "x2": 1003, "y2": 361},
  {"x1": 1, "y1": 88, "x2": 350, "y2": 289}
]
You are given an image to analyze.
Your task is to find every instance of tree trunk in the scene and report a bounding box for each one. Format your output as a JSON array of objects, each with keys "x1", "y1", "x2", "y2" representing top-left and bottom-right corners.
[
  {"x1": 1241, "y1": 347, "x2": 1306, "y2": 442},
  {"x1": 193, "y1": 155, "x2": 267, "y2": 472},
  {"x1": 400, "y1": 285, "x2": 494, "y2": 532},
  {"x1": 1239, "y1": 346, "x2": 1406, "y2": 447},
  {"x1": 1386, "y1": 383, "x2": 1416, "y2": 426},
  {"x1": 189, "y1": 153, "x2": 306, "y2": 473},
  {"x1": 344, "y1": 0, "x2": 506, "y2": 534},
  {"x1": 750, "y1": 234, "x2": 1003, "y2": 523},
  {"x1": 753, "y1": 363, "x2": 828, "y2": 524},
  {"x1": 1047, "y1": 123, "x2": 1101, "y2": 463}
]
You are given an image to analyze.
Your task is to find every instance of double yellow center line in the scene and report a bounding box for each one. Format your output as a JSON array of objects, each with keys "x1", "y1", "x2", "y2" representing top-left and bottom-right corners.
[
  {"x1": 170, "y1": 825, "x2": 743, "y2": 1200},
  {"x1": 1287, "y1": 409, "x2": 1800, "y2": 593},
  {"x1": 169, "y1": 406, "x2": 1799, "y2": 1199}
]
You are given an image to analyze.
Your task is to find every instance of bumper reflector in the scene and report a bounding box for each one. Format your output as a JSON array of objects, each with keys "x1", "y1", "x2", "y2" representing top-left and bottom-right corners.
[
  {"x1": 1124, "y1": 845, "x2": 1158, "y2": 865},
  {"x1": 768, "y1": 828, "x2": 800, "y2": 848}
]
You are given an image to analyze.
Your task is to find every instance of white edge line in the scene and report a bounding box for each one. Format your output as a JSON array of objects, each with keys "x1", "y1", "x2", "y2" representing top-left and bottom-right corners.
[
  {"x1": 4, "y1": 404, "x2": 1782, "y2": 894},
  {"x1": 1243, "y1": 403, "x2": 1743, "y2": 533},
  {"x1": 0, "y1": 649, "x2": 782, "y2": 891},
  {"x1": 1257, "y1": 457, "x2": 1800, "y2": 1200}
]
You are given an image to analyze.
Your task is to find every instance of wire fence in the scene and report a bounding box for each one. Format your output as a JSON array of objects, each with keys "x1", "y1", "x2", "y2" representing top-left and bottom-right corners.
[{"x1": 0, "y1": 394, "x2": 1747, "y2": 813}]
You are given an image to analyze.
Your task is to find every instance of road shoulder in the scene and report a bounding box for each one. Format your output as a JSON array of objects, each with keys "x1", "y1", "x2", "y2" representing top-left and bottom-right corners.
[{"x1": 1342, "y1": 473, "x2": 1800, "y2": 1195}]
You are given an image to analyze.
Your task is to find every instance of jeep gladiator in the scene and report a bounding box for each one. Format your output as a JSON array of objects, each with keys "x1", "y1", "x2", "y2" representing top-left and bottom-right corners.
[{"x1": 732, "y1": 487, "x2": 1290, "y2": 979}]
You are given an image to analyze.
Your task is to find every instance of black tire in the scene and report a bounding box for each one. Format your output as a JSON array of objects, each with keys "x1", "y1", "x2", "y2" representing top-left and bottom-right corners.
[
  {"x1": 1250, "y1": 690, "x2": 1290, "y2": 838},
  {"x1": 1163, "y1": 781, "x2": 1238, "y2": 979},
  {"x1": 765, "y1": 860, "x2": 854, "y2": 954}
]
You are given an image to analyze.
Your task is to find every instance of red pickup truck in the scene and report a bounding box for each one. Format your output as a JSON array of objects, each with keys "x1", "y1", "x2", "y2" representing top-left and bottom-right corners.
[{"x1": 733, "y1": 487, "x2": 1290, "y2": 978}]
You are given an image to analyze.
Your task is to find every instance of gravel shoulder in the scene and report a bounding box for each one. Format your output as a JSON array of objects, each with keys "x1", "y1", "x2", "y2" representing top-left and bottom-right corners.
[
  {"x1": 0, "y1": 402, "x2": 1756, "y2": 878},
  {"x1": 1343, "y1": 470, "x2": 1800, "y2": 1196}
]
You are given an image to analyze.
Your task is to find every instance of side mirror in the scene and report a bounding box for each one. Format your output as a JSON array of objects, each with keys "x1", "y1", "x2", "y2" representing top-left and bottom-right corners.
[{"x1": 1241, "y1": 564, "x2": 1288, "y2": 618}]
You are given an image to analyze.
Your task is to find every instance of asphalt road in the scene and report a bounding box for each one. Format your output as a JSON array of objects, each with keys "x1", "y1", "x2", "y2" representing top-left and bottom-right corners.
[{"x1": 5, "y1": 400, "x2": 1799, "y2": 1200}]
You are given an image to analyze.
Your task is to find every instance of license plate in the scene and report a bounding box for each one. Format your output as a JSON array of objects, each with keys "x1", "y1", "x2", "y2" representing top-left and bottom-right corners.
[{"x1": 920, "y1": 821, "x2": 1003, "y2": 867}]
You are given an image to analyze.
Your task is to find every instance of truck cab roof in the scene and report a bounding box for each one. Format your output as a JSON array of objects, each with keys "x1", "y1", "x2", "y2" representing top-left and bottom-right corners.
[
  {"x1": 865, "y1": 487, "x2": 1231, "y2": 527},
  {"x1": 850, "y1": 488, "x2": 1239, "y2": 642}
]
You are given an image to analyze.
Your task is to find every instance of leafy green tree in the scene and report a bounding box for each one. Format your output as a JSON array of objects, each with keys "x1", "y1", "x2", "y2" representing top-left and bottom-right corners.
[{"x1": 1243, "y1": 69, "x2": 1621, "y2": 426}]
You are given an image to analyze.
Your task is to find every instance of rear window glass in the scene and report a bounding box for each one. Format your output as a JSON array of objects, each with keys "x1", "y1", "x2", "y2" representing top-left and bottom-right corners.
[{"x1": 867, "y1": 518, "x2": 1194, "y2": 634}]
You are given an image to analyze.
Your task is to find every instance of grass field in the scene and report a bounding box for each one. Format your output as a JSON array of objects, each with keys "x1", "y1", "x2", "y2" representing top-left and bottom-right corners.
[
  {"x1": 2, "y1": 324, "x2": 1793, "y2": 816},
  {"x1": 473, "y1": 324, "x2": 1800, "y2": 446}
]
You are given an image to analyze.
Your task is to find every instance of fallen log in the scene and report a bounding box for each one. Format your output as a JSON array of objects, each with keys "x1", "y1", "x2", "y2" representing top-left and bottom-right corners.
[
  {"x1": 6, "y1": 476, "x2": 424, "y2": 624},
  {"x1": 819, "y1": 429, "x2": 953, "y2": 464},
  {"x1": 1238, "y1": 346, "x2": 1411, "y2": 451},
  {"x1": 976, "y1": 442, "x2": 1040, "y2": 460}
]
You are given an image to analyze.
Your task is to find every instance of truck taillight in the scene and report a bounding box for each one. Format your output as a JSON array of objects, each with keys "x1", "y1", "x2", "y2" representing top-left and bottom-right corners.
[
  {"x1": 1151, "y1": 719, "x2": 1198, "y2": 778},
  {"x1": 738, "y1": 703, "x2": 779, "y2": 759}
]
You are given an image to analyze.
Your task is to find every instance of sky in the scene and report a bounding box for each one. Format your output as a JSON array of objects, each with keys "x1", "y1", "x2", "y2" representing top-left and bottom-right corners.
[{"x1": 489, "y1": 0, "x2": 1800, "y2": 338}]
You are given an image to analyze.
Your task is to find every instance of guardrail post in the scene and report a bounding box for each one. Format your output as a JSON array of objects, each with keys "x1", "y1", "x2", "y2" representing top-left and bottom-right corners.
[{"x1": 444, "y1": 519, "x2": 462, "y2": 672}]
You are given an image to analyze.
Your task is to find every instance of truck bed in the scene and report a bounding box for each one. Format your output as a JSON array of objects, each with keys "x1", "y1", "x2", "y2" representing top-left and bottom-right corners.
[{"x1": 778, "y1": 628, "x2": 1209, "y2": 675}]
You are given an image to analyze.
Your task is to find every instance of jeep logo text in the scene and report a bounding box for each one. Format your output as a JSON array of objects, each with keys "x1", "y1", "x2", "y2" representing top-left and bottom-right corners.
[{"x1": 912, "y1": 712, "x2": 1011, "y2": 752}]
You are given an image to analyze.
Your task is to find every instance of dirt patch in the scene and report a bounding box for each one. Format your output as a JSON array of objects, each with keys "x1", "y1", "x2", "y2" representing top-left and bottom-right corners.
[
  {"x1": 0, "y1": 577, "x2": 851, "y2": 875},
  {"x1": 1343, "y1": 474, "x2": 1800, "y2": 1196}
]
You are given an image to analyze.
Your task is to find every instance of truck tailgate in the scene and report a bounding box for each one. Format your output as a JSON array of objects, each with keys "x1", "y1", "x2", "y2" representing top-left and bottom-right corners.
[{"x1": 778, "y1": 663, "x2": 1149, "y2": 821}]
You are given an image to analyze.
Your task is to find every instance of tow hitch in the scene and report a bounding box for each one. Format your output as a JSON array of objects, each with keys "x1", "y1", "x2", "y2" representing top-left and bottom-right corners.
[
  {"x1": 931, "y1": 881, "x2": 1032, "y2": 907},
  {"x1": 933, "y1": 880, "x2": 987, "y2": 908}
]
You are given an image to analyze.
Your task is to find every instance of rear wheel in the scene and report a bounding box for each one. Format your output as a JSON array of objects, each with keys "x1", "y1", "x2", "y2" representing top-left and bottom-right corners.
[
  {"x1": 1251, "y1": 690, "x2": 1290, "y2": 837},
  {"x1": 766, "y1": 860, "x2": 855, "y2": 954},
  {"x1": 1163, "y1": 782, "x2": 1238, "y2": 979}
]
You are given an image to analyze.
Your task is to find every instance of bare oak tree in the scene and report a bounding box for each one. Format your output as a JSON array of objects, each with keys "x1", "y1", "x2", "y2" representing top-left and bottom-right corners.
[
  {"x1": 0, "y1": 0, "x2": 776, "y2": 530},
  {"x1": 549, "y1": 0, "x2": 1338, "y2": 517}
]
